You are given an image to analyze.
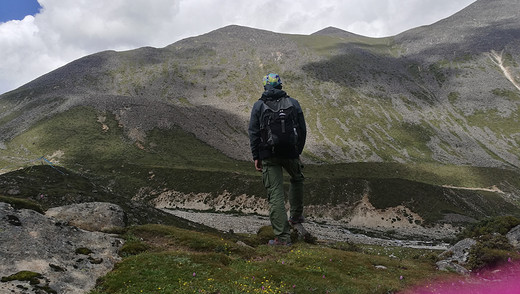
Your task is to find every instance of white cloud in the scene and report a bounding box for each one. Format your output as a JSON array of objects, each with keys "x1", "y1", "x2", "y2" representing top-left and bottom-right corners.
[
  {"x1": 0, "y1": 0, "x2": 476, "y2": 94},
  {"x1": 0, "y1": 15, "x2": 64, "y2": 93}
]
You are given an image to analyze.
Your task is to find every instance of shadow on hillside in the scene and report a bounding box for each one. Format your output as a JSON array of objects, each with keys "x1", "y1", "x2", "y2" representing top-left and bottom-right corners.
[
  {"x1": 301, "y1": 25, "x2": 520, "y2": 94},
  {"x1": 399, "y1": 24, "x2": 520, "y2": 58},
  {"x1": 300, "y1": 42, "x2": 461, "y2": 97}
]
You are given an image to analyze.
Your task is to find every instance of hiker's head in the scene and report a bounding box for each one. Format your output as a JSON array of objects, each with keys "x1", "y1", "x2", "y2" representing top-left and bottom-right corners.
[{"x1": 263, "y1": 73, "x2": 282, "y2": 89}]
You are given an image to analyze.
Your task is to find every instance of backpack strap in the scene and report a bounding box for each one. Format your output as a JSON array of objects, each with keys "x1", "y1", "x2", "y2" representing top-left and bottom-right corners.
[{"x1": 261, "y1": 96, "x2": 293, "y2": 112}]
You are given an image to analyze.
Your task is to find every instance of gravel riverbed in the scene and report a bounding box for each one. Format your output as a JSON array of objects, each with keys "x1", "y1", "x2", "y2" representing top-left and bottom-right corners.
[{"x1": 163, "y1": 209, "x2": 449, "y2": 250}]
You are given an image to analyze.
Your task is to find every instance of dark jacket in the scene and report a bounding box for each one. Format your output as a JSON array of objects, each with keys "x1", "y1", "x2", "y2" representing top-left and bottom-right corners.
[{"x1": 248, "y1": 86, "x2": 307, "y2": 160}]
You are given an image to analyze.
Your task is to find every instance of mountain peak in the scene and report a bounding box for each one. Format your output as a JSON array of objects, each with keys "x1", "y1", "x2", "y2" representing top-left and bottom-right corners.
[{"x1": 312, "y1": 27, "x2": 366, "y2": 38}]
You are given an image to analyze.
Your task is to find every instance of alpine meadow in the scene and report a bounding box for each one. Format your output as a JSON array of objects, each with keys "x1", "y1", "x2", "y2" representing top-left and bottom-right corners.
[{"x1": 1, "y1": 0, "x2": 520, "y2": 293}]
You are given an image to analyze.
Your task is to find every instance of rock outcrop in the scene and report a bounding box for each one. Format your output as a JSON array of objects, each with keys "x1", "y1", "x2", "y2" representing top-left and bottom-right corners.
[
  {"x1": 436, "y1": 238, "x2": 477, "y2": 275},
  {"x1": 46, "y1": 202, "x2": 126, "y2": 232},
  {"x1": 506, "y1": 224, "x2": 520, "y2": 249},
  {"x1": 0, "y1": 202, "x2": 124, "y2": 294}
]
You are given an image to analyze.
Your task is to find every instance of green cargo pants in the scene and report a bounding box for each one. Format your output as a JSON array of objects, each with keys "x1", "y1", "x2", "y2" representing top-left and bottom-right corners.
[{"x1": 262, "y1": 157, "x2": 304, "y2": 243}]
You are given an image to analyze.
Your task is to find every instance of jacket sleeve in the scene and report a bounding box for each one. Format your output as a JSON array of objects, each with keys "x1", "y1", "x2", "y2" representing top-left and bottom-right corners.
[{"x1": 248, "y1": 101, "x2": 262, "y2": 160}]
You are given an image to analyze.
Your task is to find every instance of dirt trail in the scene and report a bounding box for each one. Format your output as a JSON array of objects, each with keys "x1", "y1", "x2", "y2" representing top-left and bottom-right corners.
[{"x1": 441, "y1": 184, "x2": 505, "y2": 194}]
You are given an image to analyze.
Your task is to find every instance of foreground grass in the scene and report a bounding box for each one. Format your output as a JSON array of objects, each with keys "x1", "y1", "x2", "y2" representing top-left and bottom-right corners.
[{"x1": 90, "y1": 224, "x2": 450, "y2": 294}]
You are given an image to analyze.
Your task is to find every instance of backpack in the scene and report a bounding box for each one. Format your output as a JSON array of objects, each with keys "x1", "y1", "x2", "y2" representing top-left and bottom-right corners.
[{"x1": 260, "y1": 97, "x2": 299, "y2": 152}]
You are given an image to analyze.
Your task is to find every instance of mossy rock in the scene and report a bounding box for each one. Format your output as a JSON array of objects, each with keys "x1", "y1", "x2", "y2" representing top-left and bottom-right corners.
[
  {"x1": 1, "y1": 271, "x2": 43, "y2": 285},
  {"x1": 0, "y1": 195, "x2": 44, "y2": 214},
  {"x1": 75, "y1": 247, "x2": 93, "y2": 255}
]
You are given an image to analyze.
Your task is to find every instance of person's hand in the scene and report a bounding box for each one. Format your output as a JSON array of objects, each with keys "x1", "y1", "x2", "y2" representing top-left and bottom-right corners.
[{"x1": 254, "y1": 159, "x2": 262, "y2": 172}]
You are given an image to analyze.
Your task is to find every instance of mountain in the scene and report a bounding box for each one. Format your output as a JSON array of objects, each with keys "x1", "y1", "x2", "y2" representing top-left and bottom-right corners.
[
  {"x1": 1, "y1": 0, "x2": 520, "y2": 232},
  {"x1": 1, "y1": 0, "x2": 519, "y2": 169}
]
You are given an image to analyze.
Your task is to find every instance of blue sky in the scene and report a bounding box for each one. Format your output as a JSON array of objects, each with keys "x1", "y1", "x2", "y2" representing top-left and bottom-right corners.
[
  {"x1": 0, "y1": 0, "x2": 476, "y2": 95},
  {"x1": 0, "y1": 0, "x2": 42, "y2": 22}
]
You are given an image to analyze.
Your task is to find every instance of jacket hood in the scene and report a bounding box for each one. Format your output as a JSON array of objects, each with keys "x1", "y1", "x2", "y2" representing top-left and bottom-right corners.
[{"x1": 261, "y1": 85, "x2": 287, "y2": 101}]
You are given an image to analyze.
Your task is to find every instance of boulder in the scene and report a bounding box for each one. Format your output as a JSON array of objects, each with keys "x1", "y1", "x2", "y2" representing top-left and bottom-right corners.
[
  {"x1": 436, "y1": 238, "x2": 477, "y2": 274},
  {"x1": 0, "y1": 202, "x2": 123, "y2": 294},
  {"x1": 436, "y1": 260, "x2": 471, "y2": 275},
  {"x1": 506, "y1": 224, "x2": 520, "y2": 249},
  {"x1": 46, "y1": 202, "x2": 126, "y2": 232},
  {"x1": 438, "y1": 238, "x2": 477, "y2": 264}
]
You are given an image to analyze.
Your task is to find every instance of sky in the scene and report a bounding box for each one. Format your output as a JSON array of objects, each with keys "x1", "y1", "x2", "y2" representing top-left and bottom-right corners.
[{"x1": 0, "y1": 0, "x2": 476, "y2": 95}]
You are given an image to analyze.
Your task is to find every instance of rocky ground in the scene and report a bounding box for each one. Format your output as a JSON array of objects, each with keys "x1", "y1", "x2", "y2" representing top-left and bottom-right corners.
[{"x1": 0, "y1": 202, "x2": 124, "y2": 294}]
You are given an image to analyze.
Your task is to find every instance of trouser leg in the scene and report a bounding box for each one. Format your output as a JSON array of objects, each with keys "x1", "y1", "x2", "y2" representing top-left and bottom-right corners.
[
  {"x1": 285, "y1": 158, "x2": 305, "y2": 219},
  {"x1": 262, "y1": 159, "x2": 291, "y2": 242}
]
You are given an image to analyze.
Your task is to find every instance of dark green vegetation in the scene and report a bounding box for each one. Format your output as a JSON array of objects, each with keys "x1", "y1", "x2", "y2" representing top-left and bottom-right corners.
[
  {"x1": 1, "y1": 271, "x2": 43, "y2": 284},
  {"x1": 459, "y1": 215, "x2": 520, "y2": 239},
  {"x1": 90, "y1": 224, "x2": 451, "y2": 294},
  {"x1": 458, "y1": 216, "x2": 520, "y2": 271}
]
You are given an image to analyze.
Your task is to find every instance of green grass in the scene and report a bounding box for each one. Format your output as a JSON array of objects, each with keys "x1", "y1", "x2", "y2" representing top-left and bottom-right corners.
[
  {"x1": 90, "y1": 224, "x2": 451, "y2": 294},
  {"x1": 466, "y1": 108, "x2": 520, "y2": 138}
]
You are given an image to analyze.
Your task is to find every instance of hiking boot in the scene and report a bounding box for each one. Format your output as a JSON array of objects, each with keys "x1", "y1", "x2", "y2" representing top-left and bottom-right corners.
[
  {"x1": 288, "y1": 215, "x2": 305, "y2": 225},
  {"x1": 267, "y1": 238, "x2": 292, "y2": 246}
]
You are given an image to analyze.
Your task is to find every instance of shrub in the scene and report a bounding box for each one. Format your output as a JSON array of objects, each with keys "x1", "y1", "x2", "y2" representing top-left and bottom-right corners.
[
  {"x1": 458, "y1": 215, "x2": 520, "y2": 240},
  {"x1": 466, "y1": 235, "x2": 515, "y2": 271},
  {"x1": 456, "y1": 216, "x2": 520, "y2": 271}
]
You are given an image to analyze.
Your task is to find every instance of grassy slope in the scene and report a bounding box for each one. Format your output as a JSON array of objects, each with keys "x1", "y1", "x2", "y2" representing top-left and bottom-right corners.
[{"x1": 89, "y1": 224, "x2": 450, "y2": 294}]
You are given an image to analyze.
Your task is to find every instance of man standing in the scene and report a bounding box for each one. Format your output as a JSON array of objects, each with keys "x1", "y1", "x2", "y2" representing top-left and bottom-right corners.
[{"x1": 248, "y1": 73, "x2": 307, "y2": 246}]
